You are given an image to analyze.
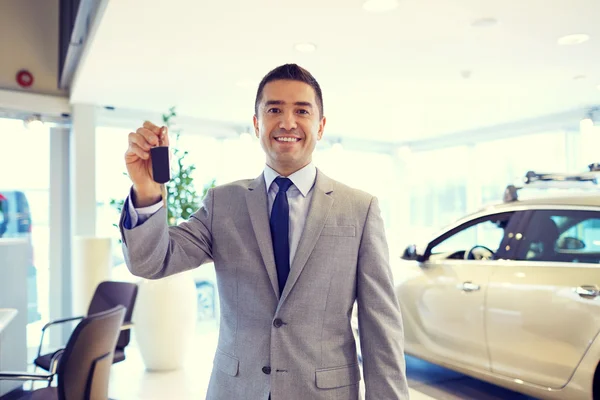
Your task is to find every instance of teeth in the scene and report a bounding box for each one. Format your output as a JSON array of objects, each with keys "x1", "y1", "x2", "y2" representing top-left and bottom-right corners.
[{"x1": 276, "y1": 137, "x2": 299, "y2": 142}]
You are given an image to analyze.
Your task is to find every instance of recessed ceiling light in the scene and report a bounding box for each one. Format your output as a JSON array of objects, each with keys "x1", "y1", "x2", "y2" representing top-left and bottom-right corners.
[
  {"x1": 460, "y1": 70, "x2": 473, "y2": 79},
  {"x1": 294, "y1": 42, "x2": 317, "y2": 52},
  {"x1": 573, "y1": 74, "x2": 586, "y2": 80},
  {"x1": 557, "y1": 33, "x2": 590, "y2": 45},
  {"x1": 362, "y1": 0, "x2": 399, "y2": 13},
  {"x1": 597, "y1": 84, "x2": 600, "y2": 91},
  {"x1": 471, "y1": 18, "x2": 498, "y2": 28}
]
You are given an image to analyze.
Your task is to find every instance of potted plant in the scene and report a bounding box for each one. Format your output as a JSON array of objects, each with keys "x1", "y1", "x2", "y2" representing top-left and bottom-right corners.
[{"x1": 111, "y1": 107, "x2": 215, "y2": 371}]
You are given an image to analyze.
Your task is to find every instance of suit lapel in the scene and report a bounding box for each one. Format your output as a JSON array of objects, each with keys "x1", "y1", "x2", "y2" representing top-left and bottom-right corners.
[
  {"x1": 245, "y1": 174, "x2": 280, "y2": 299},
  {"x1": 280, "y1": 170, "x2": 334, "y2": 304}
]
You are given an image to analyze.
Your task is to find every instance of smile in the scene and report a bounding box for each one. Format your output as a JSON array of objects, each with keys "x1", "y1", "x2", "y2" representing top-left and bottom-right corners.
[{"x1": 275, "y1": 137, "x2": 301, "y2": 142}]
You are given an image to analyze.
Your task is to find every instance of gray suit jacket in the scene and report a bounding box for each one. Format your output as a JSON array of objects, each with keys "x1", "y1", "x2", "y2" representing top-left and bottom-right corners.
[{"x1": 121, "y1": 169, "x2": 409, "y2": 400}]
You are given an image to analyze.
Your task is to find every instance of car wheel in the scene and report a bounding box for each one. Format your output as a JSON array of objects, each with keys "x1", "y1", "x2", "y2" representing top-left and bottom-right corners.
[{"x1": 195, "y1": 281, "x2": 215, "y2": 321}]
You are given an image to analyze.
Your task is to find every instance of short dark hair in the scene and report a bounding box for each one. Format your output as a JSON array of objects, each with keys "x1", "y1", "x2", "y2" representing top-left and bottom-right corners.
[{"x1": 254, "y1": 64, "x2": 324, "y2": 118}]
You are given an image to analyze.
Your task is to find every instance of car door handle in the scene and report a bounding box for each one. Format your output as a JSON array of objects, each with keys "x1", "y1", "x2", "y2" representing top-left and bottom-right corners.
[
  {"x1": 576, "y1": 285, "x2": 600, "y2": 299},
  {"x1": 458, "y1": 282, "x2": 480, "y2": 292}
]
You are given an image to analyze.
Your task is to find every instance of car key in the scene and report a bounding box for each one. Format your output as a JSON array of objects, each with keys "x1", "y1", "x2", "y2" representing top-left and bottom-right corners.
[{"x1": 150, "y1": 145, "x2": 170, "y2": 184}]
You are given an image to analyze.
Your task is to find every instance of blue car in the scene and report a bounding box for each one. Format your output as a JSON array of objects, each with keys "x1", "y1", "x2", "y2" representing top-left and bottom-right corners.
[{"x1": 0, "y1": 190, "x2": 41, "y2": 323}]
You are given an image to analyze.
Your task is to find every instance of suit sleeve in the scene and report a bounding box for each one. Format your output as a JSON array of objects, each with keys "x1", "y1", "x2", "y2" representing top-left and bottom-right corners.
[
  {"x1": 357, "y1": 197, "x2": 410, "y2": 399},
  {"x1": 119, "y1": 187, "x2": 215, "y2": 280}
]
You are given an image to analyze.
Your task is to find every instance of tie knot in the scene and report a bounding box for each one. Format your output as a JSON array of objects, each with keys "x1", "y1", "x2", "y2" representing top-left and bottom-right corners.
[{"x1": 274, "y1": 177, "x2": 293, "y2": 193}]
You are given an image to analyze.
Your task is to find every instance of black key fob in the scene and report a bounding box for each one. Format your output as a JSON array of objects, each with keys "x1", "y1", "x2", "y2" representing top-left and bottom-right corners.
[{"x1": 150, "y1": 146, "x2": 171, "y2": 184}]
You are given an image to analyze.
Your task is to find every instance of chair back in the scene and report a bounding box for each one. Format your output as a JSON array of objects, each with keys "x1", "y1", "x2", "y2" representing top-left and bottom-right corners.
[
  {"x1": 87, "y1": 281, "x2": 138, "y2": 349},
  {"x1": 57, "y1": 305, "x2": 125, "y2": 400}
]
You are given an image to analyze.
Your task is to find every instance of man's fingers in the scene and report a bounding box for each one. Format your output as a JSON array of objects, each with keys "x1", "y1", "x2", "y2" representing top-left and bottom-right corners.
[
  {"x1": 159, "y1": 126, "x2": 170, "y2": 146},
  {"x1": 128, "y1": 131, "x2": 152, "y2": 150},
  {"x1": 125, "y1": 143, "x2": 149, "y2": 161},
  {"x1": 143, "y1": 121, "x2": 161, "y2": 135},
  {"x1": 135, "y1": 127, "x2": 160, "y2": 147}
]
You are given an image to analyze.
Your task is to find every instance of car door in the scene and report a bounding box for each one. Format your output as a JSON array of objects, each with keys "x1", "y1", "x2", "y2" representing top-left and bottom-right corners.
[
  {"x1": 399, "y1": 211, "x2": 520, "y2": 371},
  {"x1": 486, "y1": 208, "x2": 600, "y2": 389}
]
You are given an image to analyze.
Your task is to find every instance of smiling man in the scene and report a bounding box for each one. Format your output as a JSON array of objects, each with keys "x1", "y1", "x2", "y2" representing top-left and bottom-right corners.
[{"x1": 120, "y1": 64, "x2": 409, "y2": 399}]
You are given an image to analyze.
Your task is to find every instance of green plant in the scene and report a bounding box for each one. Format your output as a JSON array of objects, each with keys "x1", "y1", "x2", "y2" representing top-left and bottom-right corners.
[{"x1": 110, "y1": 106, "x2": 215, "y2": 227}]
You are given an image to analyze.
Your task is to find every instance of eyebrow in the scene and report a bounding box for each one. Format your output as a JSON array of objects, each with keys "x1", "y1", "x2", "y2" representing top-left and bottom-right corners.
[{"x1": 264, "y1": 100, "x2": 313, "y2": 108}]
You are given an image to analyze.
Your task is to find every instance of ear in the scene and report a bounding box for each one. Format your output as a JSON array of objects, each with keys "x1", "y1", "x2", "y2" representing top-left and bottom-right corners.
[
  {"x1": 253, "y1": 115, "x2": 260, "y2": 138},
  {"x1": 317, "y1": 116, "x2": 326, "y2": 141}
]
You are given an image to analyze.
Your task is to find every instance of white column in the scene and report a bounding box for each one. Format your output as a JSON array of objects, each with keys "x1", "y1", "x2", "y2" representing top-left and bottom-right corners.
[
  {"x1": 70, "y1": 103, "x2": 97, "y2": 236},
  {"x1": 70, "y1": 104, "x2": 109, "y2": 316},
  {"x1": 49, "y1": 126, "x2": 73, "y2": 345}
]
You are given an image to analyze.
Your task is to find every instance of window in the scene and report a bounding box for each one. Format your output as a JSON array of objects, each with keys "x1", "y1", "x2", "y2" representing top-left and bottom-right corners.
[
  {"x1": 474, "y1": 131, "x2": 567, "y2": 207},
  {"x1": 515, "y1": 210, "x2": 600, "y2": 264},
  {"x1": 407, "y1": 146, "x2": 470, "y2": 235},
  {"x1": 429, "y1": 212, "x2": 515, "y2": 260},
  {"x1": 0, "y1": 117, "x2": 50, "y2": 350}
]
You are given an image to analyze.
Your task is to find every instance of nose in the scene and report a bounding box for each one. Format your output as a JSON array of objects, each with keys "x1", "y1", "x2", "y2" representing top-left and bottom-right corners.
[{"x1": 278, "y1": 110, "x2": 297, "y2": 131}]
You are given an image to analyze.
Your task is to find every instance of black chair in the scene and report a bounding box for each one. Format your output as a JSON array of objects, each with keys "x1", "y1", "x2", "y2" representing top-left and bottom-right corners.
[
  {"x1": 34, "y1": 281, "x2": 138, "y2": 373},
  {"x1": 0, "y1": 305, "x2": 126, "y2": 400}
]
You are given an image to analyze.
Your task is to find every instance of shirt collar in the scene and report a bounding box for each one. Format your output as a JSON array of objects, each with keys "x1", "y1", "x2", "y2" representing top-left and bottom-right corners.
[{"x1": 263, "y1": 163, "x2": 317, "y2": 197}]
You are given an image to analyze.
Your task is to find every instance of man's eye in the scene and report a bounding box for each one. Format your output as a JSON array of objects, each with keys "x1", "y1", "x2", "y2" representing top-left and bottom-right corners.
[
  {"x1": 297, "y1": 109, "x2": 309, "y2": 115},
  {"x1": 267, "y1": 108, "x2": 281, "y2": 113}
]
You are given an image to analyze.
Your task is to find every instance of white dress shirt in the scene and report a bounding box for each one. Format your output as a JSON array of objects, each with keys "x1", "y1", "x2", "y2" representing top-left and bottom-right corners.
[
  {"x1": 263, "y1": 163, "x2": 316, "y2": 264},
  {"x1": 129, "y1": 163, "x2": 317, "y2": 265}
]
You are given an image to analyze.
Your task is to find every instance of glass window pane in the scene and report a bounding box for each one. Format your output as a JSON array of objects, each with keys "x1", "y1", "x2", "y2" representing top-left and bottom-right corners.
[
  {"x1": 406, "y1": 146, "x2": 470, "y2": 241},
  {"x1": 431, "y1": 213, "x2": 514, "y2": 260},
  {"x1": 0, "y1": 117, "x2": 50, "y2": 351},
  {"x1": 516, "y1": 210, "x2": 600, "y2": 263},
  {"x1": 474, "y1": 131, "x2": 567, "y2": 206}
]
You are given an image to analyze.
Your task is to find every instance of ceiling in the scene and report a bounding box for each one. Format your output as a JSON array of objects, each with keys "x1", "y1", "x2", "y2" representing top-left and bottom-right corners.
[{"x1": 70, "y1": 0, "x2": 600, "y2": 143}]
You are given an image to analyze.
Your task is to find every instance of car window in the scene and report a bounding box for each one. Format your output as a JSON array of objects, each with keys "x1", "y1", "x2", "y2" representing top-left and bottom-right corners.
[
  {"x1": 429, "y1": 212, "x2": 515, "y2": 260},
  {"x1": 515, "y1": 210, "x2": 600, "y2": 264}
]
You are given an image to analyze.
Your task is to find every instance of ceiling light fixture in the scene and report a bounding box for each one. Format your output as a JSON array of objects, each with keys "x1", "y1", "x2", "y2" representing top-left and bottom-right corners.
[
  {"x1": 239, "y1": 132, "x2": 252, "y2": 142},
  {"x1": 580, "y1": 108, "x2": 598, "y2": 132},
  {"x1": 580, "y1": 117, "x2": 594, "y2": 132},
  {"x1": 557, "y1": 33, "x2": 590, "y2": 46},
  {"x1": 23, "y1": 114, "x2": 44, "y2": 131},
  {"x1": 294, "y1": 42, "x2": 317, "y2": 53},
  {"x1": 362, "y1": 0, "x2": 399, "y2": 13},
  {"x1": 471, "y1": 18, "x2": 498, "y2": 28},
  {"x1": 331, "y1": 141, "x2": 344, "y2": 152}
]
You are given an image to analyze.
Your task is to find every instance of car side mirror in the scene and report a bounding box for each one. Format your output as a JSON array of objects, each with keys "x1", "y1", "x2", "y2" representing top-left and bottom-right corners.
[{"x1": 401, "y1": 244, "x2": 424, "y2": 261}]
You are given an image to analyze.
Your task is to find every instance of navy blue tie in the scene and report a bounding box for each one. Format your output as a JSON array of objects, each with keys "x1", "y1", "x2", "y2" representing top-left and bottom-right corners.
[{"x1": 270, "y1": 177, "x2": 293, "y2": 296}]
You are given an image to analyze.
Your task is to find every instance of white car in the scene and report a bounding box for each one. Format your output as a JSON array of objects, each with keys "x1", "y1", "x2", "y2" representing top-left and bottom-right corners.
[{"x1": 389, "y1": 169, "x2": 600, "y2": 400}]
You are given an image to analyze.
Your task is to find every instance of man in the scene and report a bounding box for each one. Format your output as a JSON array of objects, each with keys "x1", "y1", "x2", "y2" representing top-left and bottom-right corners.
[{"x1": 120, "y1": 64, "x2": 409, "y2": 399}]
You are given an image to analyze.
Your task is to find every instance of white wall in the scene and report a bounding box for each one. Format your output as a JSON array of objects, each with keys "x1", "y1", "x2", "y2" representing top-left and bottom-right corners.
[{"x1": 0, "y1": 0, "x2": 65, "y2": 96}]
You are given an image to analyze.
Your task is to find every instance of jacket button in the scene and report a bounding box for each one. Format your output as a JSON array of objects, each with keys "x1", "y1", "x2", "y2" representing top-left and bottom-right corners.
[
  {"x1": 262, "y1": 366, "x2": 271, "y2": 375},
  {"x1": 273, "y1": 318, "x2": 283, "y2": 328}
]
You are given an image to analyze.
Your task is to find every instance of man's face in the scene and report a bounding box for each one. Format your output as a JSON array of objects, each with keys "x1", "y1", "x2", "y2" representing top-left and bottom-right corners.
[{"x1": 253, "y1": 80, "x2": 326, "y2": 176}]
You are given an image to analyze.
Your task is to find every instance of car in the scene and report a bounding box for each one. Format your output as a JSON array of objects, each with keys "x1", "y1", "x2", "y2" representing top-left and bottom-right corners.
[
  {"x1": 0, "y1": 190, "x2": 41, "y2": 324},
  {"x1": 382, "y1": 166, "x2": 600, "y2": 400}
]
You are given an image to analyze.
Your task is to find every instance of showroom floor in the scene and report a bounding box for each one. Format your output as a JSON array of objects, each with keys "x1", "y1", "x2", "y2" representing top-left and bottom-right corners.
[{"x1": 104, "y1": 320, "x2": 536, "y2": 400}]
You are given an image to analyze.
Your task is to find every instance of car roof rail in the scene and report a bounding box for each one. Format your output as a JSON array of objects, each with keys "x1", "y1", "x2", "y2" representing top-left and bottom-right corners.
[{"x1": 503, "y1": 163, "x2": 600, "y2": 202}]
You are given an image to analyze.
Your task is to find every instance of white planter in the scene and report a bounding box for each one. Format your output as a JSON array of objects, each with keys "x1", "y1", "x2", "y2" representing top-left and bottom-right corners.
[
  {"x1": 72, "y1": 236, "x2": 112, "y2": 316},
  {"x1": 132, "y1": 271, "x2": 197, "y2": 371}
]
